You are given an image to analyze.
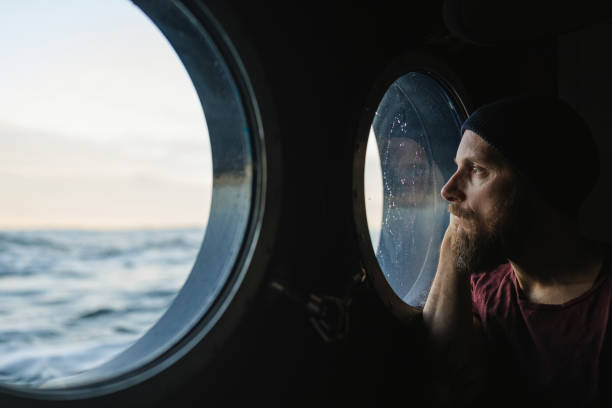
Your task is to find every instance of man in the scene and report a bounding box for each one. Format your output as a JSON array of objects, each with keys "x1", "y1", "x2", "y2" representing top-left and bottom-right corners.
[{"x1": 422, "y1": 96, "x2": 609, "y2": 407}]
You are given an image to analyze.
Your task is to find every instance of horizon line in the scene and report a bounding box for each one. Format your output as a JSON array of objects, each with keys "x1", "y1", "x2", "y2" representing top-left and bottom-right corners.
[{"x1": 0, "y1": 224, "x2": 207, "y2": 232}]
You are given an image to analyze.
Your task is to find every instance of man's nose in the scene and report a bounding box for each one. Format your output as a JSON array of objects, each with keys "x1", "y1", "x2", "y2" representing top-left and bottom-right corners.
[{"x1": 440, "y1": 171, "x2": 465, "y2": 202}]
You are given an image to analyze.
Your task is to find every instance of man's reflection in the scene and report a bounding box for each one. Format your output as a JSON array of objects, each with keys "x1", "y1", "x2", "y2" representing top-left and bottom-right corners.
[
  {"x1": 383, "y1": 137, "x2": 431, "y2": 206},
  {"x1": 375, "y1": 129, "x2": 446, "y2": 304}
]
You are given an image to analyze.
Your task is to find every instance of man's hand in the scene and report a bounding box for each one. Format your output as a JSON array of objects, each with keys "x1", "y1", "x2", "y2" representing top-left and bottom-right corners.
[
  {"x1": 438, "y1": 215, "x2": 462, "y2": 273},
  {"x1": 424, "y1": 213, "x2": 472, "y2": 335},
  {"x1": 423, "y1": 213, "x2": 486, "y2": 405}
]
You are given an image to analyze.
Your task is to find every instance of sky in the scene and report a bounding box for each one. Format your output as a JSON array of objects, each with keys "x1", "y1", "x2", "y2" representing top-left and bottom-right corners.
[
  {"x1": 0, "y1": 0, "x2": 212, "y2": 230},
  {"x1": 365, "y1": 128, "x2": 383, "y2": 248}
]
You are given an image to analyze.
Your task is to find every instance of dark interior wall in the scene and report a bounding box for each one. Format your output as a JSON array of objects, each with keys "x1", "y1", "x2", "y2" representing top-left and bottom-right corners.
[
  {"x1": 154, "y1": 2, "x2": 449, "y2": 406},
  {"x1": 558, "y1": 20, "x2": 612, "y2": 243}
]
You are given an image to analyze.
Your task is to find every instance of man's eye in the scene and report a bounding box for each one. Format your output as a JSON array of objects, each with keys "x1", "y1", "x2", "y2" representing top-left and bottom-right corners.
[{"x1": 471, "y1": 165, "x2": 484, "y2": 174}]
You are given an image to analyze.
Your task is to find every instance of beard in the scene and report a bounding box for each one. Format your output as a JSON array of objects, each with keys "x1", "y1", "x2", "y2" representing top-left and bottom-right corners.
[
  {"x1": 449, "y1": 183, "x2": 533, "y2": 274},
  {"x1": 451, "y1": 224, "x2": 505, "y2": 274}
]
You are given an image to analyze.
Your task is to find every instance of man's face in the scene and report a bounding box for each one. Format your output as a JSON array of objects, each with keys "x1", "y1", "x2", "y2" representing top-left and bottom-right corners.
[{"x1": 440, "y1": 130, "x2": 531, "y2": 273}]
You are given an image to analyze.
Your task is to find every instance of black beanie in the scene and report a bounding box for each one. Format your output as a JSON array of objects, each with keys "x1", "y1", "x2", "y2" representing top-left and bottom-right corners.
[{"x1": 460, "y1": 96, "x2": 599, "y2": 217}]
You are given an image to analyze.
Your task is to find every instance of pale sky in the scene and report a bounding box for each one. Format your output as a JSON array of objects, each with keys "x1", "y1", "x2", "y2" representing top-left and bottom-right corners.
[
  {"x1": 365, "y1": 128, "x2": 383, "y2": 248},
  {"x1": 0, "y1": 0, "x2": 212, "y2": 229}
]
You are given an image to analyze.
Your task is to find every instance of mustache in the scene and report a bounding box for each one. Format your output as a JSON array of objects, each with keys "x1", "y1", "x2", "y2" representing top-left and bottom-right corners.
[{"x1": 448, "y1": 204, "x2": 476, "y2": 220}]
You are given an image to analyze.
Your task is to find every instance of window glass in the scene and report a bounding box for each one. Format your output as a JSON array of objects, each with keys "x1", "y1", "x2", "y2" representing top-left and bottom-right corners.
[
  {"x1": 0, "y1": 0, "x2": 211, "y2": 386},
  {"x1": 364, "y1": 72, "x2": 464, "y2": 307}
]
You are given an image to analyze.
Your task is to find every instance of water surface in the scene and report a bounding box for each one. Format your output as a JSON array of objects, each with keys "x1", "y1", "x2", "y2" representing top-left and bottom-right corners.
[{"x1": 0, "y1": 228, "x2": 203, "y2": 387}]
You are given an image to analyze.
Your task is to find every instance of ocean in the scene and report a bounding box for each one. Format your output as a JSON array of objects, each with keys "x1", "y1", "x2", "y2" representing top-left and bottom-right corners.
[{"x1": 0, "y1": 228, "x2": 204, "y2": 387}]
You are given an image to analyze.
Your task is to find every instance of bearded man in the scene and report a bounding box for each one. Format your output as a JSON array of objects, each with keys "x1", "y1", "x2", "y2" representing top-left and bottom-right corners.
[{"x1": 422, "y1": 96, "x2": 610, "y2": 407}]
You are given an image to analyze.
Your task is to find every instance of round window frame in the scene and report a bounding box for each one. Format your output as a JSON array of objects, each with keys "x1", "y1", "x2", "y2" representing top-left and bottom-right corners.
[
  {"x1": 0, "y1": 0, "x2": 269, "y2": 402},
  {"x1": 354, "y1": 54, "x2": 471, "y2": 322}
]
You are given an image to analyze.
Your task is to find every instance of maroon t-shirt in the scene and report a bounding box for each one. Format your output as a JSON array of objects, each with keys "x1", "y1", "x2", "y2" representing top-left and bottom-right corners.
[{"x1": 471, "y1": 261, "x2": 612, "y2": 405}]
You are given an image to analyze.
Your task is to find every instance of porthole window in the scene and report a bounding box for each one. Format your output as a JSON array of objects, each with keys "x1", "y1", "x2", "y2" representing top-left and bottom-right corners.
[
  {"x1": 364, "y1": 71, "x2": 466, "y2": 307},
  {"x1": 0, "y1": 0, "x2": 261, "y2": 399}
]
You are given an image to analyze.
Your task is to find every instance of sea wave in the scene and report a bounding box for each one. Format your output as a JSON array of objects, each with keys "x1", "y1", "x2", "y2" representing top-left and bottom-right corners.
[
  {"x1": 0, "y1": 228, "x2": 204, "y2": 386},
  {"x1": 0, "y1": 233, "x2": 69, "y2": 252}
]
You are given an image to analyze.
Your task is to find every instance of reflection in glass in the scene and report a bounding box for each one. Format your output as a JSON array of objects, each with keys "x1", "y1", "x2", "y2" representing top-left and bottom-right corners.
[
  {"x1": 365, "y1": 72, "x2": 463, "y2": 307},
  {"x1": 0, "y1": 1, "x2": 211, "y2": 386}
]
